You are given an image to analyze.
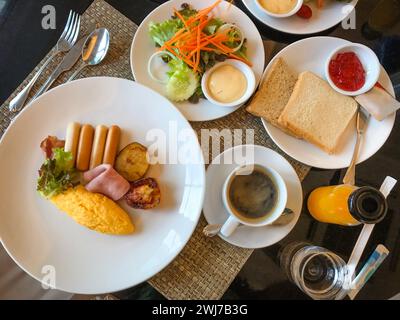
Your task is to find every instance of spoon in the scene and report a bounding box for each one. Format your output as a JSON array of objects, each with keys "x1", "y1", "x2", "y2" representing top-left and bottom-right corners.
[
  {"x1": 203, "y1": 208, "x2": 295, "y2": 237},
  {"x1": 68, "y1": 28, "x2": 110, "y2": 81}
]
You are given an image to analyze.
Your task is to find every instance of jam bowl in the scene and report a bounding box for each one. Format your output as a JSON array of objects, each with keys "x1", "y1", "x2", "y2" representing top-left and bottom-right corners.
[{"x1": 325, "y1": 43, "x2": 381, "y2": 96}]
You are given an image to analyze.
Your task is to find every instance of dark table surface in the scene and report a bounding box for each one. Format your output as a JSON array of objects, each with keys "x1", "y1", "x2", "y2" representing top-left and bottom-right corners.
[{"x1": 1, "y1": 0, "x2": 399, "y2": 300}]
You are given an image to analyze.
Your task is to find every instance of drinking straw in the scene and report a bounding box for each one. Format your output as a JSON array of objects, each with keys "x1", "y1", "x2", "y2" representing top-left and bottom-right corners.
[
  {"x1": 345, "y1": 176, "x2": 397, "y2": 296},
  {"x1": 347, "y1": 244, "x2": 389, "y2": 300}
]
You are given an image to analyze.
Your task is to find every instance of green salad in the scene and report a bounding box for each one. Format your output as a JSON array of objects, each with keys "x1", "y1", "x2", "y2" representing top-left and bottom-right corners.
[
  {"x1": 37, "y1": 148, "x2": 79, "y2": 198},
  {"x1": 147, "y1": 1, "x2": 250, "y2": 103}
]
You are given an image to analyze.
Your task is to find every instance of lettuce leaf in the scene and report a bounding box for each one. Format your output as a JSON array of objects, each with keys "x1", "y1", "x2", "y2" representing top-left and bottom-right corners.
[
  {"x1": 204, "y1": 18, "x2": 224, "y2": 35},
  {"x1": 149, "y1": 19, "x2": 183, "y2": 47},
  {"x1": 37, "y1": 148, "x2": 79, "y2": 198},
  {"x1": 148, "y1": 4, "x2": 198, "y2": 47},
  {"x1": 178, "y1": 3, "x2": 198, "y2": 19}
]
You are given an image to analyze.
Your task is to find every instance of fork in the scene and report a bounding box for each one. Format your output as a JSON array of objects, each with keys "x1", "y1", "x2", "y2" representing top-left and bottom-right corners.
[
  {"x1": 342, "y1": 106, "x2": 370, "y2": 186},
  {"x1": 9, "y1": 10, "x2": 81, "y2": 113}
]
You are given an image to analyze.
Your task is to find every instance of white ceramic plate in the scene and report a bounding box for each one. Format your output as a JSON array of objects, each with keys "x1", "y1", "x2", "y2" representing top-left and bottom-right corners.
[
  {"x1": 261, "y1": 37, "x2": 395, "y2": 169},
  {"x1": 0, "y1": 77, "x2": 205, "y2": 294},
  {"x1": 130, "y1": 0, "x2": 265, "y2": 122},
  {"x1": 241, "y1": 0, "x2": 358, "y2": 35},
  {"x1": 203, "y1": 145, "x2": 303, "y2": 249}
]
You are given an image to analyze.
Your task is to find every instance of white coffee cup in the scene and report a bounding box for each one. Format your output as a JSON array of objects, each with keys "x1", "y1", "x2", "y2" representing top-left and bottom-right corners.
[{"x1": 220, "y1": 164, "x2": 288, "y2": 237}]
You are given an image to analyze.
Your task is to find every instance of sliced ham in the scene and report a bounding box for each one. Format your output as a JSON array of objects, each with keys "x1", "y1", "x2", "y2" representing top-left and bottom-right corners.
[{"x1": 83, "y1": 164, "x2": 130, "y2": 201}]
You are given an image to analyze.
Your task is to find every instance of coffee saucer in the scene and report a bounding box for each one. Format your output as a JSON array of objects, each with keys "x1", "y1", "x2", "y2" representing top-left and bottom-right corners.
[{"x1": 203, "y1": 145, "x2": 303, "y2": 249}]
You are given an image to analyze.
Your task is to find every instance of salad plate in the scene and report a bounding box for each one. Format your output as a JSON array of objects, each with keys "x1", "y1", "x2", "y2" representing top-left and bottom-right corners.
[
  {"x1": 261, "y1": 37, "x2": 395, "y2": 169},
  {"x1": 241, "y1": 0, "x2": 358, "y2": 35},
  {"x1": 131, "y1": 0, "x2": 265, "y2": 122},
  {"x1": 0, "y1": 77, "x2": 205, "y2": 294}
]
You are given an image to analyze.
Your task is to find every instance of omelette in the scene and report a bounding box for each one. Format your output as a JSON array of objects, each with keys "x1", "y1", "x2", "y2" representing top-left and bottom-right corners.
[{"x1": 50, "y1": 185, "x2": 134, "y2": 235}]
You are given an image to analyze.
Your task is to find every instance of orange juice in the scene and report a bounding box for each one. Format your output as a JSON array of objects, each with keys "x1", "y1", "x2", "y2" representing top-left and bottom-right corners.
[
  {"x1": 307, "y1": 185, "x2": 360, "y2": 226},
  {"x1": 308, "y1": 185, "x2": 388, "y2": 226}
]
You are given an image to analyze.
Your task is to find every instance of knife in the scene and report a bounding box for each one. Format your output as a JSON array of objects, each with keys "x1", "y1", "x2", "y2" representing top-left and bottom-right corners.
[{"x1": 31, "y1": 32, "x2": 92, "y2": 101}]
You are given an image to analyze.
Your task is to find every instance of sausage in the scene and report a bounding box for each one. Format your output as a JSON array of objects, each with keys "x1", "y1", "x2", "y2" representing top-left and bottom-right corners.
[
  {"x1": 76, "y1": 124, "x2": 94, "y2": 171},
  {"x1": 89, "y1": 125, "x2": 108, "y2": 169},
  {"x1": 103, "y1": 125, "x2": 121, "y2": 166},
  {"x1": 64, "y1": 122, "x2": 81, "y2": 165}
]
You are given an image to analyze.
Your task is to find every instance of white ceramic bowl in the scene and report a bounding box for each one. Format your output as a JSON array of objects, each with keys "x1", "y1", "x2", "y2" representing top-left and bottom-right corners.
[
  {"x1": 325, "y1": 43, "x2": 381, "y2": 96},
  {"x1": 201, "y1": 59, "x2": 256, "y2": 107},
  {"x1": 255, "y1": 0, "x2": 303, "y2": 18}
]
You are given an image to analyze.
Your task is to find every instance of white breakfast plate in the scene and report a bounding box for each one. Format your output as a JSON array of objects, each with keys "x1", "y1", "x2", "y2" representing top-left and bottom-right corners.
[
  {"x1": 241, "y1": 0, "x2": 358, "y2": 35},
  {"x1": 203, "y1": 145, "x2": 303, "y2": 249},
  {"x1": 130, "y1": 0, "x2": 265, "y2": 122},
  {"x1": 261, "y1": 36, "x2": 396, "y2": 169},
  {"x1": 0, "y1": 77, "x2": 205, "y2": 294}
]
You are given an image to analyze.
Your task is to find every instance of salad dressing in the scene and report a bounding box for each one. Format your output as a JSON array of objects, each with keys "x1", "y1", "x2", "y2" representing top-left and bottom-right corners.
[
  {"x1": 207, "y1": 65, "x2": 247, "y2": 103},
  {"x1": 258, "y1": 0, "x2": 298, "y2": 14}
]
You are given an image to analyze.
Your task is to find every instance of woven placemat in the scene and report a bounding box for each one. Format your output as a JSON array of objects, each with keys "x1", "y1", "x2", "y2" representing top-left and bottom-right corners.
[
  {"x1": 0, "y1": 0, "x2": 310, "y2": 300},
  {"x1": 0, "y1": 0, "x2": 135, "y2": 135},
  {"x1": 150, "y1": 109, "x2": 310, "y2": 300}
]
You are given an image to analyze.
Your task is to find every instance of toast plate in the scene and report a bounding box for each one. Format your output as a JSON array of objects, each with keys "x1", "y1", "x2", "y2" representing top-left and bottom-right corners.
[
  {"x1": 241, "y1": 0, "x2": 358, "y2": 35},
  {"x1": 203, "y1": 145, "x2": 303, "y2": 249},
  {"x1": 130, "y1": 0, "x2": 265, "y2": 122},
  {"x1": 260, "y1": 37, "x2": 395, "y2": 169},
  {"x1": 0, "y1": 77, "x2": 205, "y2": 294}
]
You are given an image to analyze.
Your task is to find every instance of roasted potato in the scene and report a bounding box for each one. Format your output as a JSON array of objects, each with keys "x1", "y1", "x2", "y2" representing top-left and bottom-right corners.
[
  {"x1": 124, "y1": 178, "x2": 161, "y2": 209},
  {"x1": 115, "y1": 142, "x2": 149, "y2": 181}
]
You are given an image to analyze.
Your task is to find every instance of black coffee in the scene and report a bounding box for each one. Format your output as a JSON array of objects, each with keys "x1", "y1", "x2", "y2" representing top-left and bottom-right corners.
[{"x1": 228, "y1": 169, "x2": 278, "y2": 221}]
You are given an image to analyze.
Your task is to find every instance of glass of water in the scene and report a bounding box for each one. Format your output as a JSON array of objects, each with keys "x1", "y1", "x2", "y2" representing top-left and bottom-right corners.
[{"x1": 279, "y1": 242, "x2": 351, "y2": 300}]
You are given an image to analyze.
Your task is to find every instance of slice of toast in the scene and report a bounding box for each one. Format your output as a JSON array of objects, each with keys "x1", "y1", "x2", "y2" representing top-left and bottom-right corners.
[
  {"x1": 246, "y1": 57, "x2": 298, "y2": 134},
  {"x1": 278, "y1": 71, "x2": 358, "y2": 154}
]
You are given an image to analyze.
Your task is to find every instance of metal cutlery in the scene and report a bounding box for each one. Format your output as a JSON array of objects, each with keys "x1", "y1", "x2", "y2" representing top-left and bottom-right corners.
[
  {"x1": 29, "y1": 26, "x2": 101, "y2": 102},
  {"x1": 27, "y1": 35, "x2": 87, "y2": 103},
  {"x1": 9, "y1": 10, "x2": 81, "y2": 113},
  {"x1": 68, "y1": 28, "x2": 110, "y2": 82},
  {"x1": 203, "y1": 224, "x2": 224, "y2": 238},
  {"x1": 203, "y1": 208, "x2": 295, "y2": 237},
  {"x1": 342, "y1": 106, "x2": 370, "y2": 186}
]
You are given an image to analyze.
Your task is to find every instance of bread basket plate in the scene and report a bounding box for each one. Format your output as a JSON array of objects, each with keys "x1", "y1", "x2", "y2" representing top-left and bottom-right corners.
[
  {"x1": 130, "y1": 0, "x2": 265, "y2": 122},
  {"x1": 241, "y1": 0, "x2": 358, "y2": 35},
  {"x1": 0, "y1": 77, "x2": 205, "y2": 294},
  {"x1": 260, "y1": 37, "x2": 395, "y2": 169}
]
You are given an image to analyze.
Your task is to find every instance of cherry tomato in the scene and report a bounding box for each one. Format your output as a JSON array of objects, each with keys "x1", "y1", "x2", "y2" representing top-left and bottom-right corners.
[{"x1": 296, "y1": 4, "x2": 312, "y2": 19}]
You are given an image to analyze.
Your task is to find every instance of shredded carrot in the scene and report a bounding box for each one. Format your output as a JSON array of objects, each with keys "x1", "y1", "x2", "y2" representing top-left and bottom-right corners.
[
  {"x1": 174, "y1": 8, "x2": 188, "y2": 28},
  {"x1": 198, "y1": 0, "x2": 222, "y2": 16},
  {"x1": 156, "y1": 0, "x2": 250, "y2": 73},
  {"x1": 228, "y1": 53, "x2": 253, "y2": 67}
]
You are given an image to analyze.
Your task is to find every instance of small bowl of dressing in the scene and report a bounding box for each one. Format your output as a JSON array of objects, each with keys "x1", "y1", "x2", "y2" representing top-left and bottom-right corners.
[
  {"x1": 201, "y1": 59, "x2": 256, "y2": 107},
  {"x1": 325, "y1": 43, "x2": 380, "y2": 96},
  {"x1": 255, "y1": 0, "x2": 303, "y2": 18}
]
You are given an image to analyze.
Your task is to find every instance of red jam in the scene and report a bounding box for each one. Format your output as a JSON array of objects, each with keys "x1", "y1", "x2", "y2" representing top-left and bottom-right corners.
[{"x1": 328, "y1": 52, "x2": 366, "y2": 92}]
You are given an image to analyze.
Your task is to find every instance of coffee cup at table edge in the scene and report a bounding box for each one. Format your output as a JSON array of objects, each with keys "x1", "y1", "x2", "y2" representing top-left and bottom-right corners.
[{"x1": 220, "y1": 164, "x2": 288, "y2": 238}]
